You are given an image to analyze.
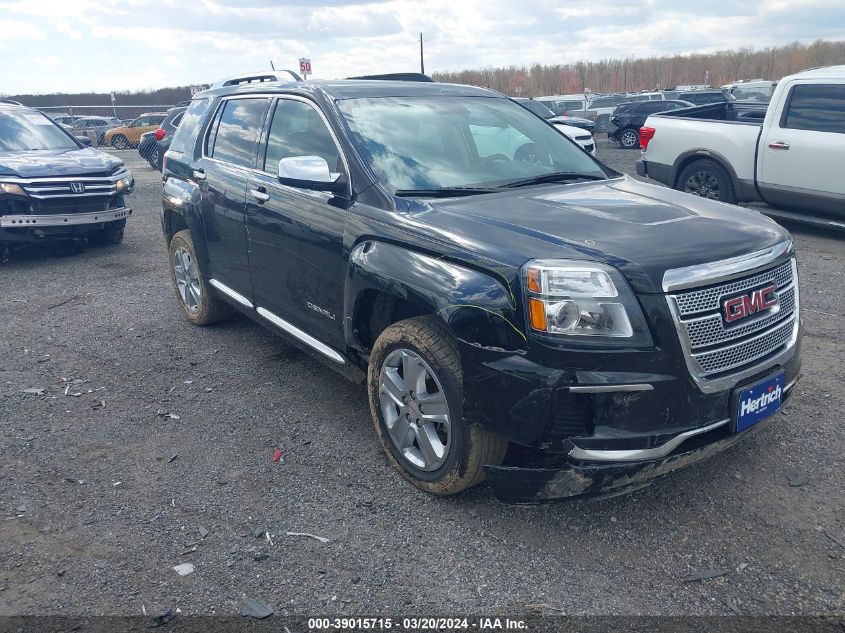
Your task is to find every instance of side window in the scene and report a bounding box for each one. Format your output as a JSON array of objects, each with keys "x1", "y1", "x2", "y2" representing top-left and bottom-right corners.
[
  {"x1": 150, "y1": 115, "x2": 166, "y2": 126},
  {"x1": 171, "y1": 112, "x2": 184, "y2": 128},
  {"x1": 131, "y1": 117, "x2": 146, "y2": 127},
  {"x1": 209, "y1": 98, "x2": 268, "y2": 168},
  {"x1": 781, "y1": 84, "x2": 845, "y2": 134},
  {"x1": 263, "y1": 99, "x2": 341, "y2": 175}
]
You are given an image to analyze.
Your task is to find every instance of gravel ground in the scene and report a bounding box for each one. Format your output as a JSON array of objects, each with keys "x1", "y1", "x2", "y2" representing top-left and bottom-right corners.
[{"x1": 1, "y1": 142, "x2": 843, "y2": 618}]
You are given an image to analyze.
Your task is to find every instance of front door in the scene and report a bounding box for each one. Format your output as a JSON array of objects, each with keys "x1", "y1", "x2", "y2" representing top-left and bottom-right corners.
[
  {"x1": 246, "y1": 97, "x2": 350, "y2": 349},
  {"x1": 195, "y1": 96, "x2": 270, "y2": 293},
  {"x1": 758, "y1": 81, "x2": 845, "y2": 217}
]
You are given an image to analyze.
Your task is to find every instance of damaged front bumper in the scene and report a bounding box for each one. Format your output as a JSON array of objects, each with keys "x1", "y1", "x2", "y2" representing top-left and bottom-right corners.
[
  {"x1": 484, "y1": 387, "x2": 793, "y2": 504},
  {"x1": 0, "y1": 207, "x2": 132, "y2": 229}
]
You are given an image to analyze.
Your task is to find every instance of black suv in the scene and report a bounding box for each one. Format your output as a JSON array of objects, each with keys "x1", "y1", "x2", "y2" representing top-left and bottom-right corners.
[
  {"x1": 139, "y1": 106, "x2": 187, "y2": 171},
  {"x1": 608, "y1": 100, "x2": 694, "y2": 148},
  {"x1": 1, "y1": 103, "x2": 134, "y2": 257},
  {"x1": 161, "y1": 74, "x2": 801, "y2": 503}
]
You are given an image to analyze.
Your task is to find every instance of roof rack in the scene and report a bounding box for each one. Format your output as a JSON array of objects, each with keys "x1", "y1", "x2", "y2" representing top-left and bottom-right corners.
[
  {"x1": 211, "y1": 70, "x2": 302, "y2": 88},
  {"x1": 0, "y1": 98, "x2": 23, "y2": 105},
  {"x1": 346, "y1": 73, "x2": 434, "y2": 82}
]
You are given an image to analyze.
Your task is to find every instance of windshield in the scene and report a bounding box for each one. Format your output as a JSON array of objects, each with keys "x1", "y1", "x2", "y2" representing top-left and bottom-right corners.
[
  {"x1": 336, "y1": 96, "x2": 606, "y2": 192},
  {"x1": 0, "y1": 110, "x2": 78, "y2": 151}
]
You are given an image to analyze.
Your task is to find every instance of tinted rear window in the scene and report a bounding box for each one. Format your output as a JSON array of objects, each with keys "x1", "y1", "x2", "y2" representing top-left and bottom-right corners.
[
  {"x1": 208, "y1": 98, "x2": 269, "y2": 168},
  {"x1": 782, "y1": 84, "x2": 845, "y2": 134},
  {"x1": 169, "y1": 98, "x2": 212, "y2": 155}
]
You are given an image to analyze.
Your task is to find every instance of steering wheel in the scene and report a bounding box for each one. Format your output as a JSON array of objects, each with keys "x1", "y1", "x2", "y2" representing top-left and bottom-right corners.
[
  {"x1": 480, "y1": 153, "x2": 512, "y2": 168},
  {"x1": 514, "y1": 143, "x2": 551, "y2": 166}
]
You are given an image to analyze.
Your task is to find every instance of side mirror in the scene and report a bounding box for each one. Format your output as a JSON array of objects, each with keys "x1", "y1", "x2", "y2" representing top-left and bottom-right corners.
[
  {"x1": 76, "y1": 136, "x2": 92, "y2": 146},
  {"x1": 277, "y1": 156, "x2": 343, "y2": 192}
]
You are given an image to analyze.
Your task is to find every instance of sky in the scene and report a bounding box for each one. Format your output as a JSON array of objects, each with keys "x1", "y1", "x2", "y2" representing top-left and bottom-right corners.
[{"x1": 1, "y1": 0, "x2": 844, "y2": 95}]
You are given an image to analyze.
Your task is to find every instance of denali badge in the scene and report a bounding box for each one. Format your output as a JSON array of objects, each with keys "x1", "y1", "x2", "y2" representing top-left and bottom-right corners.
[
  {"x1": 307, "y1": 301, "x2": 336, "y2": 320},
  {"x1": 723, "y1": 284, "x2": 778, "y2": 323},
  {"x1": 70, "y1": 182, "x2": 85, "y2": 193}
]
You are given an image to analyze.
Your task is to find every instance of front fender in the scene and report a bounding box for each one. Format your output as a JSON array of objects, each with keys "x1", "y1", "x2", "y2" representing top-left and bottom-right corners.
[{"x1": 346, "y1": 240, "x2": 526, "y2": 353}]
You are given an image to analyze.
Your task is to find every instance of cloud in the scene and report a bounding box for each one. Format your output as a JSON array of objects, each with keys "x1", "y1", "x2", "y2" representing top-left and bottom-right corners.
[{"x1": 0, "y1": 0, "x2": 843, "y2": 94}]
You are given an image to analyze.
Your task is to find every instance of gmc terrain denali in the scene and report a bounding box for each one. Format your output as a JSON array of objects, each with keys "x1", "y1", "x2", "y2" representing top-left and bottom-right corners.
[
  {"x1": 160, "y1": 75, "x2": 801, "y2": 503},
  {"x1": 0, "y1": 102, "x2": 134, "y2": 257}
]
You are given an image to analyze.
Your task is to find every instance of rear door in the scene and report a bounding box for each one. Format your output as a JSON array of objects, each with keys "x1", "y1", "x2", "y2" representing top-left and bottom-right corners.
[
  {"x1": 759, "y1": 81, "x2": 845, "y2": 217},
  {"x1": 246, "y1": 96, "x2": 350, "y2": 349},
  {"x1": 193, "y1": 96, "x2": 270, "y2": 295}
]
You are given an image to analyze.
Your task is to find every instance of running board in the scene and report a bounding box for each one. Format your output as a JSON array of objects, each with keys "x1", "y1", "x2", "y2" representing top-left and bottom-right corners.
[
  {"x1": 256, "y1": 307, "x2": 346, "y2": 364},
  {"x1": 208, "y1": 278, "x2": 253, "y2": 308},
  {"x1": 758, "y1": 207, "x2": 845, "y2": 233}
]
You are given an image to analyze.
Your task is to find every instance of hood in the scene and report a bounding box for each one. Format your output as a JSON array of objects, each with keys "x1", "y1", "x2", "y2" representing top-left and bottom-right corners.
[
  {"x1": 414, "y1": 176, "x2": 789, "y2": 294},
  {"x1": 0, "y1": 147, "x2": 124, "y2": 178}
]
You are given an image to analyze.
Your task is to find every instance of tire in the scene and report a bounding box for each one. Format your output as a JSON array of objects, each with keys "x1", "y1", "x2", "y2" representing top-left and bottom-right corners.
[
  {"x1": 618, "y1": 127, "x2": 640, "y2": 149},
  {"x1": 596, "y1": 115, "x2": 610, "y2": 133},
  {"x1": 367, "y1": 315, "x2": 508, "y2": 495},
  {"x1": 168, "y1": 229, "x2": 231, "y2": 326},
  {"x1": 149, "y1": 147, "x2": 160, "y2": 170},
  {"x1": 88, "y1": 219, "x2": 125, "y2": 246},
  {"x1": 677, "y1": 158, "x2": 737, "y2": 204},
  {"x1": 111, "y1": 134, "x2": 129, "y2": 150}
]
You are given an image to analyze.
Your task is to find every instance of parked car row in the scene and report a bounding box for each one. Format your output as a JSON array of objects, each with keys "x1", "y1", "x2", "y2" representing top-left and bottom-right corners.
[
  {"x1": 45, "y1": 112, "x2": 168, "y2": 149},
  {"x1": 138, "y1": 106, "x2": 187, "y2": 170}
]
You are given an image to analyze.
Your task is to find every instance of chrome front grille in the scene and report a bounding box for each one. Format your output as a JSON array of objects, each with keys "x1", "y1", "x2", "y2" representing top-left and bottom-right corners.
[
  {"x1": 674, "y1": 260, "x2": 793, "y2": 316},
  {"x1": 666, "y1": 255, "x2": 799, "y2": 392},
  {"x1": 21, "y1": 178, "x2": 117, "y2": 199}
]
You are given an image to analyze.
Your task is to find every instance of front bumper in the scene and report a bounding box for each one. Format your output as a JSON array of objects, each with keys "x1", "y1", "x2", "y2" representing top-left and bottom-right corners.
[
  {"x1": 0, "y1": 207, "x2": 132, "y2": 229},
  {"x1": 485, "y1": 381, "x2": 795, "y2": 503}
]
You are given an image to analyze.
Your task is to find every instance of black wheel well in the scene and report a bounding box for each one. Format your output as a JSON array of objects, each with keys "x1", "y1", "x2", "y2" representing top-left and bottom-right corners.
[
  {"x1": 353, "y1": 290, "x2": 433, "y2": 352},
  {"x1": 162, "y1": 209, "x2": 189, "y2": 243}
]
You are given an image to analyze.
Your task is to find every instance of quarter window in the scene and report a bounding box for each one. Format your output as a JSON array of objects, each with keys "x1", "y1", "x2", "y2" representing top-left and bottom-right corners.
[
  {"x1": 208, "y1": 98, "x2": 269, "y2": 168},
  {"x1": 263, "y1": 99, "x2": 341, "y2": 175},
  {"x1": 782, "y1": 84, "x2": 845, "y2": 134}
]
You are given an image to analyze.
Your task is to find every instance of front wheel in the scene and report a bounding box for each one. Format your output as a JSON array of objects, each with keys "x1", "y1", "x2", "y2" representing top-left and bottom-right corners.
[
  {"x1": 367, "y1": 316, "x2": 507, "y2": 495},
  {"x1": 111, "y1": 134, "x2": 129, "y2": 150},
  {"x1": 618, "y1": 127, "x2": 640, "y2": 149},
  {"x1": 596, "y1": 115, "x2": 610, "y2": 133},
  {"x1": 677, "y1": 159, "x2": 737, "y2": 204}
]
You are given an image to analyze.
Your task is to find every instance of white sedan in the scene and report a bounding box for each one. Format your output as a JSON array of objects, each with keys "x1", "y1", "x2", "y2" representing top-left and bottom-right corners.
[{"x1": 552, "y1": 123, "x2": 596, "y2": 156}]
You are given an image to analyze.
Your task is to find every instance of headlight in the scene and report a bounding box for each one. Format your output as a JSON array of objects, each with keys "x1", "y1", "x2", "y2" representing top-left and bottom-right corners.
[
  {"x1": 523, "y1": 259, "x2": 652, "y2": 346},
  {"x1": 116, "y1": 173, "x2": 134, "y2": 193},
  {"x1": 0, "y1": 182, "x2": 25, "y2": 196}
]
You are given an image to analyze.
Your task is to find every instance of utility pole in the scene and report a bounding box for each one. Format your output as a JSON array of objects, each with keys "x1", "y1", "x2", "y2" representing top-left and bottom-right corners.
[{"x1": 420, "y1": 33, "x2": 424, "y2": 75}]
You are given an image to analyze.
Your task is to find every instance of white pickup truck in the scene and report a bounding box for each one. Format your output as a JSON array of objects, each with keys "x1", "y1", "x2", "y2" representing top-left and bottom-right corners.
[{"x1": 636, "y1": 65, "x2": 845, "y2": 230}]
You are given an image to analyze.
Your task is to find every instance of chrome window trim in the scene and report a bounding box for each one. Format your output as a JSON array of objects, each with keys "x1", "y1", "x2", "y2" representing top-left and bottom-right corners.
[
  {"x1": 256, "y1": 307, "x2": 345, "y2": 364},
  {"x1": 202, "y1": 94, "x2": 272, "y2": 168},
  {"x1": 662, "y1": 241, "x2": 793, "y2": 293},
  {"x1": 208, "y1": 278, "x2": 253, "y2": 309},
  {"x1": 255, "y1": 94, "x2": 352, "y2": 199}
]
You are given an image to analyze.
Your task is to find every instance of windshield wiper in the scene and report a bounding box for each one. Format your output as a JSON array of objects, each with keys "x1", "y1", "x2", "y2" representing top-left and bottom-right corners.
[
  {"x1": 394, "y1": 187, "x2": 499, "y2": 198},
  {"x1": 499, "y1": 172, "x2": 607, "y2": 189}
]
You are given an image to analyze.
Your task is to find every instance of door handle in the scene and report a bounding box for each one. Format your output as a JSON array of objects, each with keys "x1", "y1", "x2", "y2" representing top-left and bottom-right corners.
[
  {"x1": 249, "y1": 188, "x2": 270, "y2": 203},
  {"x1": 193, "y1": 169, "x2": 206, "y2": 180},
  {"x1": 768, "y1": 141, "x2": 790, "y2": 150}
]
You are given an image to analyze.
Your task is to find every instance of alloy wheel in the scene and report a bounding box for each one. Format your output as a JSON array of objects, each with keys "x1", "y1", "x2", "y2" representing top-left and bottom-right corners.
[
  {"x1": 620, "y1": 130, "x2": 639, "y2": 148},
  {"x1": 173, "y1": 246, "x2": 201, "y2": 313},
  {"x1": 378, "y1": 348, "x2": 452, "y2": 472},
  {"x1": 684, "y1": 171, "x2": 720, "y2": 200}
]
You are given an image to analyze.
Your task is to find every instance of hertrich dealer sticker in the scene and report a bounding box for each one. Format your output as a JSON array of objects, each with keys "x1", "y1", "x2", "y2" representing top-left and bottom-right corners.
[{"x1": 736, "y1": 372, "x2": 785, "y2": 432}]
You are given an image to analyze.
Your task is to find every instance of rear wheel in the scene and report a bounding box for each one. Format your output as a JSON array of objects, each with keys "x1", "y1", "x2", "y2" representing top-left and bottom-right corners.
[
  {"x1": 618, "y1": 127, "x2": 640, "y2": 149},
  {"x1": 368, "y1": 316, "x2": 508, "y2": 495},
  {"x1": 149, "y1": 147, "x2": 160, "y2": 170},
  {"x1": 111, "y1": 134, "x2": 129, "y2": 150},
  {"x1": 168, "y1": 229, "x2": 231, "y2": 326},
  {"x1": 677, "y1": 159, "x2": 737, "y2": 204}
]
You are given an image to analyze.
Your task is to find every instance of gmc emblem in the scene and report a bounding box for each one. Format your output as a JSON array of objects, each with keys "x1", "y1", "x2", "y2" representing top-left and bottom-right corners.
[{"x1": 723, "y1": 284, "x2": 779, "y2": 323}]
